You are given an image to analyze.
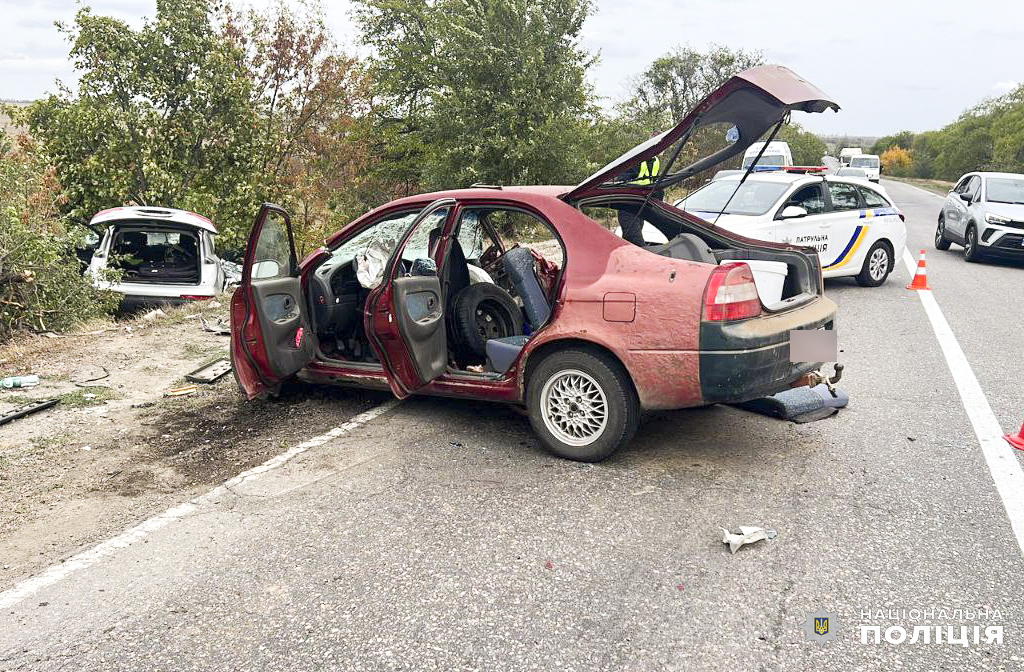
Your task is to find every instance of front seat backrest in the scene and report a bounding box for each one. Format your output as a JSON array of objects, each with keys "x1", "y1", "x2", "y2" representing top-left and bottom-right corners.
[
  {"x1": 502, "y1": 247, "x2": 550, "y2": 330},
  {"x1": 428, "y1": 228, "x2": 471, "y2": 301}
]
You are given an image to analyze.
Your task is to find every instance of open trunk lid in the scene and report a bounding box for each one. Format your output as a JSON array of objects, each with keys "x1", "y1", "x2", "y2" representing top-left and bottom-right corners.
[{"x1": 561, "y1": 65, "x2": 839, "y2": 202}]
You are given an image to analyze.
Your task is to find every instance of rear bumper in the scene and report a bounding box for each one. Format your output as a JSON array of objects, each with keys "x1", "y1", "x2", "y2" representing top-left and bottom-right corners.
[{"x1": 698, "y1": 296, "x2": 837, "y2": 404}]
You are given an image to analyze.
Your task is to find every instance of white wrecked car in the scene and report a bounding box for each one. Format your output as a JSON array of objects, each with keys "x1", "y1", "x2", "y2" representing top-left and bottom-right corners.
[{"x1": 87, "y1": 206, "x2": 226, "y2": 308}]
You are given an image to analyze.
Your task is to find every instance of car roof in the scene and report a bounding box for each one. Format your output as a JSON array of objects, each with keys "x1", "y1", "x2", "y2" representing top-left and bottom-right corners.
[
  {"x1": 972, "y1": 171, "x2": 1024, "y2": 179},
  {"x1": 89, "y1": 206, "x2": 217, "y2": 233},
  {"x1": 383, "y1": 185, "x2": 571, "y2": 208}
]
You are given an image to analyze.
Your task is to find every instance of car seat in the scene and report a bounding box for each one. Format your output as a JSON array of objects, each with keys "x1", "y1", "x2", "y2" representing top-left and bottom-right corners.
[
  {"x1": 485, "y1": 247, "x2": 552, "y2": 374},
  {"x1": 428, "y1": 228, "x2": 470, "y2": 302}
]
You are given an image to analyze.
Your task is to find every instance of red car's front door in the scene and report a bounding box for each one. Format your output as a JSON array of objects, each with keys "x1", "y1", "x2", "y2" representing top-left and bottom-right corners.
[
  {"x1": 230, "y1": 203, "x2": 316, "y2": 399},
  {"x1": 365, "y1": 199, "x2": 454, "y2": 398}
]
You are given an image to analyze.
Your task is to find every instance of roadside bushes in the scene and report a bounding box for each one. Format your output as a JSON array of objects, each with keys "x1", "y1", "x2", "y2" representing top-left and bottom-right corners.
[
  {"x1": 0, "y1": 132, "x2": 119, "y2": 340},
  {"x1": 880, "y1": 147, "x2": 913, "y2": 177}
]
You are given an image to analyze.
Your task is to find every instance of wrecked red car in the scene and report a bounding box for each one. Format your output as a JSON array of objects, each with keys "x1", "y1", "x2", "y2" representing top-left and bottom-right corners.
[{"x1": 230, "y1": 65, "x2": 841, "y2": 462}]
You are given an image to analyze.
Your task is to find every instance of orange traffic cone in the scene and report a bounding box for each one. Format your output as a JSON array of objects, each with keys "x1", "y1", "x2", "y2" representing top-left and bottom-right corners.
[
  {"x1": 1005, "y1": 422, "x2": 1024, "y2": 451},
  {"x1": 907, "y1": 249, "x2": 931, "y2": 290}
]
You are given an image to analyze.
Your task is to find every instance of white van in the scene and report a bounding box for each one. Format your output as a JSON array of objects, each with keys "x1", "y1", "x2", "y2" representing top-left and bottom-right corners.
[
  {"x1": 849, "y1": 154, "x2": 881, "y2": 182},
  {"x1": 839, "y1": 147, "x2": 863, "y2": 166},
  {"x1": 741, "y1": 141, "x2": 793, "y2": 170}
]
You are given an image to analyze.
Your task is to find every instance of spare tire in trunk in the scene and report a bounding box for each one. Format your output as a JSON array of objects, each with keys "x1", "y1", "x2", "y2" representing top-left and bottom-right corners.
[{"x1": 449, "y1": 284, "x2": 523, "y2": 359}]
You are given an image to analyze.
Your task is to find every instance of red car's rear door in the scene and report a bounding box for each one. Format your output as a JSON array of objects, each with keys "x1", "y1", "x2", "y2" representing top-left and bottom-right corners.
[
  {"x1": 365, "y1": 199, "x2": 454, "y2": 398},
  {"x1": 230, "y1": 204, "x2": 316, "y2": 399}
]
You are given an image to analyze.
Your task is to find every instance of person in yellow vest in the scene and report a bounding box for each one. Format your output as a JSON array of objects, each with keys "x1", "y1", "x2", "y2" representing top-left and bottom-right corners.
[{"x1": 618, "y1": 157, "x2": 663, "y2": 246}]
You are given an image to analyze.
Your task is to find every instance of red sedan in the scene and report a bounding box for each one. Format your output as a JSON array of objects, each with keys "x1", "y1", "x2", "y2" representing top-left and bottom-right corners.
[{"x1": 230, "y1": 65, "x2": 841, "y2": 461}]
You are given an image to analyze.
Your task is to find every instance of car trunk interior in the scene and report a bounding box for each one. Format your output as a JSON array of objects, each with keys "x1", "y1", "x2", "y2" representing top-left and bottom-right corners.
[
  {"x1": 580, "y1": 197, "x2": 821, "y2": 309},
  {"x1": 110, "y1": 225, "x2": 202, "y2": 285}
]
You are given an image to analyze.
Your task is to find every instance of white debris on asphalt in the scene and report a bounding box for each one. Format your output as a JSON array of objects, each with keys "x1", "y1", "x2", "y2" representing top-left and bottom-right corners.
[{"x1": 721, "y1": 526, "x2": 776, "y2": 554}]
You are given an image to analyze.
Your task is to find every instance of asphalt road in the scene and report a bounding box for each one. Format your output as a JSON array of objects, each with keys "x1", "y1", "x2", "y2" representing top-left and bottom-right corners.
[{"x1": 3, "y1": 178, "x2": 1024, "y2": 670}]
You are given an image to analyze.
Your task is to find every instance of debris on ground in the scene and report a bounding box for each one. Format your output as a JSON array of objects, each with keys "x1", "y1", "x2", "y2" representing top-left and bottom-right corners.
[
  {"x1": 0, "y1": 398, "x2": 59, "y2": 426},
  {"x1": 199, "y1": 314, "x2": 231, "y2": 336},
  {"x1": 1, "y1": 375, "x2": 40, "y2": 389},
  {"x1": 185, "y1": 359, "x2": 232, "y2": 384},
  {"x1": 142, "y1": 309, "x2": 167, "y2": 322},
  {"x1": 732, "y1": 384, "x2": 848, "y2": 423},
  {"x1": 70, "y1": 365, "x2": 110, "y2": 387},
  {"x1": 721, "y1": 526, "x2": 777, "y2": 554},
  {"x1": 165, "y1": 383, "x2": 198, "y2": 397}
]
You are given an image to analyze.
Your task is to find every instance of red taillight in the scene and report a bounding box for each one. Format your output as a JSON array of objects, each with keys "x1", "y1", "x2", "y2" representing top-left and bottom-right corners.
[
  {"x1": 702, "y1": 262, "x2": 762, "y2": 321},
  {"x1": 180, "y1": 294, "x2": 214, "y2": 300}
]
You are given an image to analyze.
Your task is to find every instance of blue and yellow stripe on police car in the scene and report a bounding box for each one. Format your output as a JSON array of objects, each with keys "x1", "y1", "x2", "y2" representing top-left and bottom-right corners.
[{"x1": 823, "y1": 225, "x2": 869, "y2": 270}]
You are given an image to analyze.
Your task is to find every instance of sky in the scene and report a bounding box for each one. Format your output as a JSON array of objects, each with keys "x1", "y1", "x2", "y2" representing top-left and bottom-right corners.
[{"x1": 1, "y1": 0, "x2": 1022, "y2": 137}]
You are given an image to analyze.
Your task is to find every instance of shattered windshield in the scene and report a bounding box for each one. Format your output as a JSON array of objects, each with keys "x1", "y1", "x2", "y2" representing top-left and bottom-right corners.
[{"x1": 677, "y1": 180, "x2": 790, "y2": 217}]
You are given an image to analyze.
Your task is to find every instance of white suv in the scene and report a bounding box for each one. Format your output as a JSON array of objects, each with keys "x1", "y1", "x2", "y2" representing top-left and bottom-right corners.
[
  {"x1": 936, "y1": 172, "x2": 1024, "y2": 262},
  {"x1": 87, "y1": 206, "x2": 226, "y2": 308}
]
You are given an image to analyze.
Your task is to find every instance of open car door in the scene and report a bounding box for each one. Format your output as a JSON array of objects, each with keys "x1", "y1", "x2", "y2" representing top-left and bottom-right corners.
[
  {"x1": 365, "y1": 199, "x2": 453, "y2": 399},
  {"x1": 230, "y1": 203, "x2": 316, "y2": 399}
]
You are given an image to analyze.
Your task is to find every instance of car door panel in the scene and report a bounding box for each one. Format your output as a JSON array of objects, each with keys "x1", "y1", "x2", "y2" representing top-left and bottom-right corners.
[
  {"x1": 366, "y1": 199, "x2": 454, "y2": 398},
  {"x1": 230, "y1": 204, "x2": 316, "y2": 399},
  {"x1": 820, "y1": 182, "x2": 862, "y2": 270}
]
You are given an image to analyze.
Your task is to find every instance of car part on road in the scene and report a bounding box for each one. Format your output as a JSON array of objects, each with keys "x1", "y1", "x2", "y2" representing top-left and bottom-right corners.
[
  {"x1": 855, "y1": 241, "x2": 892, "y2": 287},
  {"x1": 721, "y1": 526, "x2": 777, "y2": 554},
  {"x1": 733, "y1": 383, "x2": 848, "y2": 424},
  {"x1": 906, "y1": 249, "x2": 931, "y2": 290},
  {"x1": 1005, "y1": 422, "x2": 1024, "y2": 451},
  {"x1": 449, "y1": 283, "x2": 522, "y2": 360},
  {"x1": 185, "y1": 359, "x2": 232, "y2": 384},
  {"x1": 527, "y1": 348, "x2": 639, "y2": 462},
  {"x1": 0, "y1": 398, "x2": 59, "y2": 426},
  {"x1": 934, "y1": 215, "x2": 951, "y2": 251}
]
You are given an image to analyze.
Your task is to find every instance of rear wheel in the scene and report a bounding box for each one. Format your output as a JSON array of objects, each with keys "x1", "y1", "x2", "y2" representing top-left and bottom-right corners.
[
  {"x1": 855, "y1": 241, "x2": 892, "y2": 287},
  {"x1": 527, "y1": 348, "x2": 639, "y2": 462},
  {"x1": 963, "y1": 225, "x2": 982, "y2": 262},
  {"x1": 934, "y1": 215, "x2": 951, "y2": 251}
]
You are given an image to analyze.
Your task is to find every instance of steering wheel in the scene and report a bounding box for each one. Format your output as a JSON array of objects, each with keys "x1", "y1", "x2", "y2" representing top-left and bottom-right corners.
[{"x1": 479, "y1": 243, "x2": 510, "y2": 275}]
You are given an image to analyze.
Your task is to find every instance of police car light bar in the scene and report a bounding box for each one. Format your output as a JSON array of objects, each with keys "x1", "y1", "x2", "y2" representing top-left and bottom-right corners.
[{"x1": 782, "y1": 166, "x2": 829, "y2": 174}]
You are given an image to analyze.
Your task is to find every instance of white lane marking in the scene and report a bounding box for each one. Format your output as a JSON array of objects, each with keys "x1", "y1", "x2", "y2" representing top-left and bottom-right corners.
[
  {"x1": 0, "y1": 399, "x2": 401, "y2": 610},
  {"x1": 901, "y1": 249, "x2": 1024, "y2": 557}
]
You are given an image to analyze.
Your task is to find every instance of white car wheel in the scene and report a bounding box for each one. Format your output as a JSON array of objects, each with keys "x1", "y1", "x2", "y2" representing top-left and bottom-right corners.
[{"x1": 540, "y1": 369, "x2": 609, "y2": 447}]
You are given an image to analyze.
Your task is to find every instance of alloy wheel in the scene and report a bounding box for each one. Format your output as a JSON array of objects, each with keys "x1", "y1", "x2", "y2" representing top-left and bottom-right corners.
[
  {"x1": 540, "y1": 369, "x2": 609, "y2": 446},
  {"x1": 868, "y1": 247, "x2": 889, "y2": 282}
]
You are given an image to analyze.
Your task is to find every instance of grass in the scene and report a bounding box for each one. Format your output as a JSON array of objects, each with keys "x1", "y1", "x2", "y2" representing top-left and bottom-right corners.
[
  {"x1": 886, "y1": 176, "x2": 954, "y2": 197},
  {"x1": 55, "y1": 386, "x2": 121, "y2": 408}
]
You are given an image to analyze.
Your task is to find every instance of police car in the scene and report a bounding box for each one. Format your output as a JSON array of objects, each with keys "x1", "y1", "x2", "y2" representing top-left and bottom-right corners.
[{"x1": 673, "y1": 170, "x2": 907, "y2": 287}]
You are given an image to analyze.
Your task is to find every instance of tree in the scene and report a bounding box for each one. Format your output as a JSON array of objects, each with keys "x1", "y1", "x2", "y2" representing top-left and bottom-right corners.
[
  {"x1": 0, "y1": 130, "x2": 120, "y2": 339},
  {"x1": 28, "y1": 0, "x2": 264, "y2": 251},
  {"x1": 622, "y1": 44, "x2": 764, "y2": 133},
  {"x1": 355, "y1": 0, "x2": 597, "y2": 190},
  {"x1": 775, "y1": 123, "x2": 828, "y2": 166},
  {"x1": 27, "y1": 0, "x2": 372, "y2": 253},
  {"x1": 880, "y1": 147, "x2": 913, "y2": 177}
]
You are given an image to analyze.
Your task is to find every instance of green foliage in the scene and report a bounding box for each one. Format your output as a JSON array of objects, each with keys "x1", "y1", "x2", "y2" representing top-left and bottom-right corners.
[
  {"x1": 622, "y1": 44, "x2": 764, "y2": 131},
  {"x1": 775, "y1": 123, "x2": 828, "y2": 166},
  {"x1": 355, "y1": 0, "x2": 597, "y2": 189},
  {"x1": 874, "y1": 84, "x2": 1024, "y2": 181},
  {"x1": 0, "y1": 132, "x2": 120, "y2": 338},
  {"x1": 27, "y1": 0, "x2": 372, "y2": 254}
]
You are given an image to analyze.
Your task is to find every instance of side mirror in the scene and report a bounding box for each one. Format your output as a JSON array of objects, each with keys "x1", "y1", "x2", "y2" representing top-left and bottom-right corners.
[
  {"x1": 959, "y1": 192, "x2": 973, "y2": 203},
  {"x1": 780, "y1": 205, "x2": 809, "y2": 219},
  {"x1": 251, "y1": 259, "x2": 281, "y2": 279}
]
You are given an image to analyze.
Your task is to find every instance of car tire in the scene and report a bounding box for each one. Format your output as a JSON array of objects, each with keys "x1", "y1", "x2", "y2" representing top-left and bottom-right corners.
[
  {"x1": 934, "y1": 215, "x2": 951, "y2": 251},
  {"x1": 963, "y1": 225, "x2": 982, "y2": 263},
  {"x1": 855, "y1": 241, "x2": 892, "y2": 287},
  {"x1": 450, "y1": 283, "x2": 522, "y2": 359},
  {"x1": 527, "y1": 348, "x2": 640, "y2": 462}
]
